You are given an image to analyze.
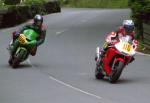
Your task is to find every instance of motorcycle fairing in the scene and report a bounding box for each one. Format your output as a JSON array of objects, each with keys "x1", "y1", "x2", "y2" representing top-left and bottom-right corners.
[
  {"x1": 15, "y1": 47, "x2": 29, "y2": 61},
  {"x1": 102, "y1": 48, "x2": 128, "y2": 76}
]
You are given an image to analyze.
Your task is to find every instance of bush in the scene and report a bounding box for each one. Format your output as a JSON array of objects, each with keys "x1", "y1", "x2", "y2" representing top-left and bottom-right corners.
[
  {"x1": 0, "y1": 0, "x2": 5, "y2": 8},
  {"x1": 0, "y1": 1, "x2": 60, "y2": 28},
  {"x1": 130, "y1": 0, "x2": 150, "y2": 21},
  {"x1": 0, "y1": 0, "x2": 4, "y2": 5},
  {"x1": 24, "y1": 0, "x2": 45, "y2": 5},
  {"x1": 4, "y1": 0, "x2": 20, "y2": 5}
]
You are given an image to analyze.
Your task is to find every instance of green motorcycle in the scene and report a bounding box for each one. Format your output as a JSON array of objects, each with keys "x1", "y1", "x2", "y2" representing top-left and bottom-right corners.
[{"x1": 8, "y1": 29, "x2": 38, "y2": 68}]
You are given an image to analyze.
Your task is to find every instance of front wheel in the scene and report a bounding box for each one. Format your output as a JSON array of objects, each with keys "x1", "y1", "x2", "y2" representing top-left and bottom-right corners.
[
  {"x1": 12, "y1": 58, "x2": 20, "y2": 68},
  {"x1": 11, "y1": 47, "x2": 28, "y2": 68},
  {"x1": 95, "y1": 62, "x2": 104, "y2": 79},
  {"x1": 109, "y1": 61, "x2": 125, "y2": 83},
  {"x1": 8, "y1": 56, "x2": 13, "y2": 66}
]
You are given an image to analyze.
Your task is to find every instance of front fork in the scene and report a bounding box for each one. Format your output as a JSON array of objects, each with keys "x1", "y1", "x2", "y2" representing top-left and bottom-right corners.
[
  {"x1": 95, "y1": 47, "x2": 101, "y2": 61},
  {"x1": 7, "y1": 40, "x2": 14, "y2": 55}
]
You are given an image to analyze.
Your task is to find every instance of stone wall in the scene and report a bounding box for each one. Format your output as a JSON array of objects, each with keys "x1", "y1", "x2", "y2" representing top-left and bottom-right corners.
[
  {"x1": 143, "y1": 23, "x2": 150, "y2": 48},
  {"x1": 0, "y1": 1, "x2": 61, "y2": 28}
]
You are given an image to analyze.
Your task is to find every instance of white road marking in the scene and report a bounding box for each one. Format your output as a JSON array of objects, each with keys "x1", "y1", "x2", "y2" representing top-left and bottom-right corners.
[
  {"x1": 49, "y1": 76, "x2": 102, "y2": 100},
  {"x1": 26, "y1": 59, "x2": 102, "y2": 100},
  {"x1": 26, "y1": 51, "x2": 150, "y2": 101},
  {"x1": 56, "y1": 29, "x2": 67, "y2": 35}
]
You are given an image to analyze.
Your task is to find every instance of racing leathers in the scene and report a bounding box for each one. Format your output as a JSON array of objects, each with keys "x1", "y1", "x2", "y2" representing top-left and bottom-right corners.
[
  {"x1": 95, "y1": 26, "x2": 138, "y2": 63},
  {"x1": 10, "y1": 22, "x2": 46, "y2": 56}
]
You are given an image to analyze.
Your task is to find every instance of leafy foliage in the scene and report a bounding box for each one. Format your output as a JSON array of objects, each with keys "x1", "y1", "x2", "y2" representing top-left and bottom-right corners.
[
  {"x1": 24, "y1": 0, "x2": 46, "y2": 5},
  {"x1": 129, "y1": 0, "x2": 150, "y2": 23},
  {"x1": 129, "y1": 0, "x2": 150, "y2": 40},
  {"x1": 4, "y1": 0, "x2": 20, "y2": 5}
]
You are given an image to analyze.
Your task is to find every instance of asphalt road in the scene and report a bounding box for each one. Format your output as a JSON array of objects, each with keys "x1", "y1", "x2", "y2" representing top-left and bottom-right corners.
[{"x1": 0, "y1": 8, "x2": 150, "y2": 103}]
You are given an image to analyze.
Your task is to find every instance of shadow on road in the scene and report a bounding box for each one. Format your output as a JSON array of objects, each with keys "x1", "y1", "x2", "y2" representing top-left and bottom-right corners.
[
  {"x1": 0, "y1": 63, "x2": 32, "y2": 69},
  {"x1": 94, "y1": 77, "x2": 140, "y2": 84}
]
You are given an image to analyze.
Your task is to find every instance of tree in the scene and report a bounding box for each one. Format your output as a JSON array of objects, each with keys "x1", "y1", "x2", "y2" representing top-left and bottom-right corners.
[{"x1": 129, "y1": 0, "x2": 150, "y2": 40}]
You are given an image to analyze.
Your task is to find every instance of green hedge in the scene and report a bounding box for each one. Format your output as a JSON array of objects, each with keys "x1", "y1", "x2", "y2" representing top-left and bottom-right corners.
[
  {"x1": 0, "y1": 1, "x2": 61, "y2": 28},
  {"x1": 1, "y1": 0, "x2": 46, "y2": 5},
  {"x1": 24, "y1": 0, "x2": 46, "y2": 5},
  {"x1": 0, "y1": 0, "x2": 45, "y2": 9},
  {"x1": 129, "y1": 0, "x2": 150, "y2": 40},
  {"x1": 4, "y1": 0, "x2": 20, "y2": 5}
]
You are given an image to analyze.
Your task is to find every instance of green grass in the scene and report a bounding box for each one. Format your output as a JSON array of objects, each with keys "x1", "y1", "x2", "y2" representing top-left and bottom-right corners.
[{"x1": 59, "y1": 0, "x2": 129, "y2": 8}]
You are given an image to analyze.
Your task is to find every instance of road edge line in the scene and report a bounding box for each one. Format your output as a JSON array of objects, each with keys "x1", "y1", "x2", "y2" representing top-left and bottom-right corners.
[{"x1": 27, "y1": 59, "x2": 103, "y2": 100}]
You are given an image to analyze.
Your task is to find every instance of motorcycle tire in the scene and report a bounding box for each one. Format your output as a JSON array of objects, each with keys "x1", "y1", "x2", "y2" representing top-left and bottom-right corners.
[
  {"x1": 8, "y1": 56, "x2": 13, "y2": 66},
  {"x1": 95, "y1": 65, "x2": 104, "y2": 79},
  {"x1": 109, "y1": 61, "x2": 124, "y2": 83},
  {"x1": 12, "y1": 58, "x2": 20, "y2": 68}
]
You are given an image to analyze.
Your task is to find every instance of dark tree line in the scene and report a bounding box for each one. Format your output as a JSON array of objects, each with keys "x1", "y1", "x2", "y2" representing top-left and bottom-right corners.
[{"x1": 129, "y1": 0, "x2": 150, "y2": 40}]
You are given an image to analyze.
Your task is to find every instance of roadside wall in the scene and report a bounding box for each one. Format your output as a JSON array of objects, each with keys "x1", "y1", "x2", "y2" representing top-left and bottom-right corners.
[
  {"x1": 143, "y1": 23, "x2": 150, "y2": 48},
  {"x1": 0, "y1": 1, "x2": 61, "y2": 28}
]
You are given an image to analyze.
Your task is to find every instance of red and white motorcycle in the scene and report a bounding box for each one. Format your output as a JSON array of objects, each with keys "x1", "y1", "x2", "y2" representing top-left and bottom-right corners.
[{"x1": 95, "y1": 35, "x2": 137, "y2": 83}]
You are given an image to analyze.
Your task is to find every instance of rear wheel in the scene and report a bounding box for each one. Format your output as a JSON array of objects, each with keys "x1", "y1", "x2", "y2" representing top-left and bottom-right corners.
[{"x1": 109, "y1": 61, "x2": 125, "y2": 83}]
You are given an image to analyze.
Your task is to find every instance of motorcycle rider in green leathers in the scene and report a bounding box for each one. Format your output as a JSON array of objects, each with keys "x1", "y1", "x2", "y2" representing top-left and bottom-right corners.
[{"x1": 8, "y1": 14, "x2": 46, "y2": 63}]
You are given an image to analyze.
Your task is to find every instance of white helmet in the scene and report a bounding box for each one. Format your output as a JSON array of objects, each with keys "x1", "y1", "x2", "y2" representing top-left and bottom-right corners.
[{"x1": 123, "y1": 20, "x2": 135, "y2": 33}]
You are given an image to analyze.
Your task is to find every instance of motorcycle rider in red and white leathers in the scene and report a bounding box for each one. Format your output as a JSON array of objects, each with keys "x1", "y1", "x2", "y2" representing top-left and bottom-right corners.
[{"x1": 95, "y1": 20, "x2": 138, "y2": 63}]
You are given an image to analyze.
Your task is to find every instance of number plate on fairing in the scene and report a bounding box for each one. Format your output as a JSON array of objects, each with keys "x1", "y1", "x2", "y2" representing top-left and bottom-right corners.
[
  {"x1": 115, "y1": 41, "x2": 134, "y2": 55},
  {"x1": 122, "y1": 42, "x2": 132, "y2": 54}
]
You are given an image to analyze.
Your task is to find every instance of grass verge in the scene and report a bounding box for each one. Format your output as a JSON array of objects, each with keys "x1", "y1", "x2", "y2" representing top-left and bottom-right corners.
[{"x1": 59, "y1": 0, "x2": 129, "y2": 8}]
